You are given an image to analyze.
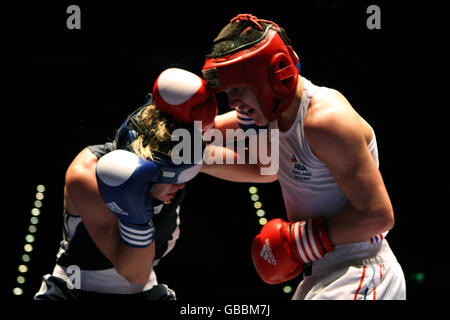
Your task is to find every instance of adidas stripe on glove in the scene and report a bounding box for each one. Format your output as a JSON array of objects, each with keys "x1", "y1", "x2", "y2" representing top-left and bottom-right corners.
[{"x1": 251, "y1": 217, "x2": 334, "y2": 284}]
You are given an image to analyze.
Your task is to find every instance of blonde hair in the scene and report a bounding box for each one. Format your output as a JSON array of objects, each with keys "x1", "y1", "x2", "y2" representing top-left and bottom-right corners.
[{"x1": 129, "y1": 104, "x2": 185, "y2": 160}]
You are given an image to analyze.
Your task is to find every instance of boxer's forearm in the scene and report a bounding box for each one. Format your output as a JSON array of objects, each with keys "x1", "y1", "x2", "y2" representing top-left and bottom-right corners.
[
  {"x1": 325, "y1": 203, "x2": 393, "y2": 246},
  {"x1": 114, "y1": 241, "x2": 155, "y2": 285},
  {"x1": 202, "y1": 144, "x2": 278, "y2": 183},
  {"x1": 201, "y1": 162, "x2": 277, "y2": 183}
]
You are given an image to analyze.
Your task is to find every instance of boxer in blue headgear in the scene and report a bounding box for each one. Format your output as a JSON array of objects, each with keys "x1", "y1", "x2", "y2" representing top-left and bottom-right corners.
[
  {"x1": 96, "y1": 101, "x2": 205, "y2": 249},
  {"x1": 113, "y1": 101, "x2": 205, "y2": 185},
  {"x1": 34, "y1": 69, "x2": 214, "y2": 301}
]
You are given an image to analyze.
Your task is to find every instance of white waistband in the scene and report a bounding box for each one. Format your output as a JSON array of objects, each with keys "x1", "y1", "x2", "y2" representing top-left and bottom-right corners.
[
  {"x1": 53, "y1": 264, "x2": 157, "y2": 294},
  {"x1": 308, "y1": 240, "x2": 396, "y2": 278}
]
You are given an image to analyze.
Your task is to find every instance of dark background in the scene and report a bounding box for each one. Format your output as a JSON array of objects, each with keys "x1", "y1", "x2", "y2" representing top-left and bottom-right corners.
[{"x1": 2, "y1": 0, "x2": 448, "y2": 303}]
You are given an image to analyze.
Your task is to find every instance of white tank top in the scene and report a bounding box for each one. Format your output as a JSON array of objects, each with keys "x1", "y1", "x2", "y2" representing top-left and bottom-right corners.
[{"x1": 271, "y1": 78, "x2": 379, "y2": 222}]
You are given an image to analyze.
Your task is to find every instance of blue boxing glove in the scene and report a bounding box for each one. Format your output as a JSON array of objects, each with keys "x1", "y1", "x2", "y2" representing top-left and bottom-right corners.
[
  {"x1": 236, "y1": 109, "x2": 269, "y2": 135},
  {"x1": 96, "y1": 150, "x2": 160, "y2": 248}
]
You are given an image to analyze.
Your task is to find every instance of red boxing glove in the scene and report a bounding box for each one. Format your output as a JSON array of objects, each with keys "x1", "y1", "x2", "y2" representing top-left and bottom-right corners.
[
  {"x1": 152, "y1": 68, "x2": 218, "y2": 132},
  {"x1": 251, "y1": 217, "x2": 334, "y2": 284}
]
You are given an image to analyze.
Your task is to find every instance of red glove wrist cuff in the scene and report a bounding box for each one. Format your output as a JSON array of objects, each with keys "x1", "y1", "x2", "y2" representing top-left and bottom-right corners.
[
  {"x1": 290, "y1": 217, "x2": 334, "y2": 264},
  {"x1": 315, "y1": 216, "x2": 334, "y2": 253}
]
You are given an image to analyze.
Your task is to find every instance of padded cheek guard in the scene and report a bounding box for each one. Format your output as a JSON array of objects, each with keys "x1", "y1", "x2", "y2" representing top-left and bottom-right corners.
[
  {"x1": 202, "y1": 26, "x2": 299, "y2": 121},
  {"x1": 152, "y1": 151, "x2": 203, "y2": 184}
]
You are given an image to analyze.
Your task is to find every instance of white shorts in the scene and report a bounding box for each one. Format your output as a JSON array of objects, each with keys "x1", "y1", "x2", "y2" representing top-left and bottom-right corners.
[{"x1": 292, "y1": 240, "x2": 406, "y2": 300}]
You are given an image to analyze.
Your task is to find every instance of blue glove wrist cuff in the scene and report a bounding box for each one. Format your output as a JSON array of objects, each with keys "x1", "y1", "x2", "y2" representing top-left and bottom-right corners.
[{"x1": 119, "y1": 220, "x2": 155, "y2": 248}]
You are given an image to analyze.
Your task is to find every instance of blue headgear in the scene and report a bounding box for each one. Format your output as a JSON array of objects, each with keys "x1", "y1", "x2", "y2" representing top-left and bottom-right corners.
[{"x1": 115, "y1": 99, "x2": 204, "y2": 184}]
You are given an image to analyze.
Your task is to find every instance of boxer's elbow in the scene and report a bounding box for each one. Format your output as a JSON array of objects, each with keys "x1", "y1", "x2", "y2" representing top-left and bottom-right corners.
[
  {"x1": 381, "y1": 207, "x2": 395, "y2": 232},
  {"x1": 116, "y1": 263, "x2": 151, "y2": 285},
  {"x1": 368, "y1": 205, "x2": 395, "y2": 234},
  {"x1": 125, "y1": 272, "x2": 151, "y2": 285},
  {"x1": 114, "y1": 248, "x2": 153, "y2": 285}
]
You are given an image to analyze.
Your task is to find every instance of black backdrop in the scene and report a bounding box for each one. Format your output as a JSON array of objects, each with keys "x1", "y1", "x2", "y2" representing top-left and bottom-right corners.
[{"x1": 2, "y1": 0, "x2": 449, "y2": 304}]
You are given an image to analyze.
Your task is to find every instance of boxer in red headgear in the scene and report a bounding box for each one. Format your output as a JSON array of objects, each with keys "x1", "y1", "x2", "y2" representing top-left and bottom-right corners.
[
  {"x1": 203, "y1": 14, "x2": 299, "y2": 122},
  {"x1": 201, "y1": 14, "x2": 406, "y2": 300}
]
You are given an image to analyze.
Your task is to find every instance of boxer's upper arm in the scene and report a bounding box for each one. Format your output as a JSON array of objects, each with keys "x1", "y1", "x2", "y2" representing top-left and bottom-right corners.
[
  {"x1": 65, "y1": 148, "x2": 120, "y2": 262},
  {"x1": 304, "y1": 99, "x2": 394, "y2": 231}
]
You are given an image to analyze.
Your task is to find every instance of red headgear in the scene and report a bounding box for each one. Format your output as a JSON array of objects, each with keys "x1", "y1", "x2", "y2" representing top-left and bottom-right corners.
[{"x1": 202, "y1": 14, "x2": 299, "y2": 120}]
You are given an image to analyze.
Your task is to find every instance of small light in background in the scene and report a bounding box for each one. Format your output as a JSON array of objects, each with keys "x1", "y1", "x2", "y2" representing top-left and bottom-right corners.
[
  {"x1": 13, "y1": 287, "x2": 23, "y2": 296},
  {"x1": 259, "y1": 217, "x2": 267, "y2": 225},
  {"x1": 25, "y1": 234, "x2": 35, "y2": 243},
  {"x1": 410, "y1": 272, "x2": 425, "y2": 284},
  {"x1": 18, "y1": 265, "x2": 28, "y2": 273},
  {"x1": 249, "y1": 186, "x2": 258, "y2": 194},
  {"x1": 283, "y1": 285, "x2": 293, "y2": 294},
  {"x1": 17, "y1": 276, "x2": 25, "y2": 284}
]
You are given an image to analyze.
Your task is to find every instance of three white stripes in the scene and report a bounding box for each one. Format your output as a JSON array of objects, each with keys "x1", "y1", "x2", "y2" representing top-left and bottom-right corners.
[
  {"x1": 293, "y1": 220, "x2": 323, "y2": 263},
  {"x1": 119, "y1": 221, "x2": 154, "y2": 247}
]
